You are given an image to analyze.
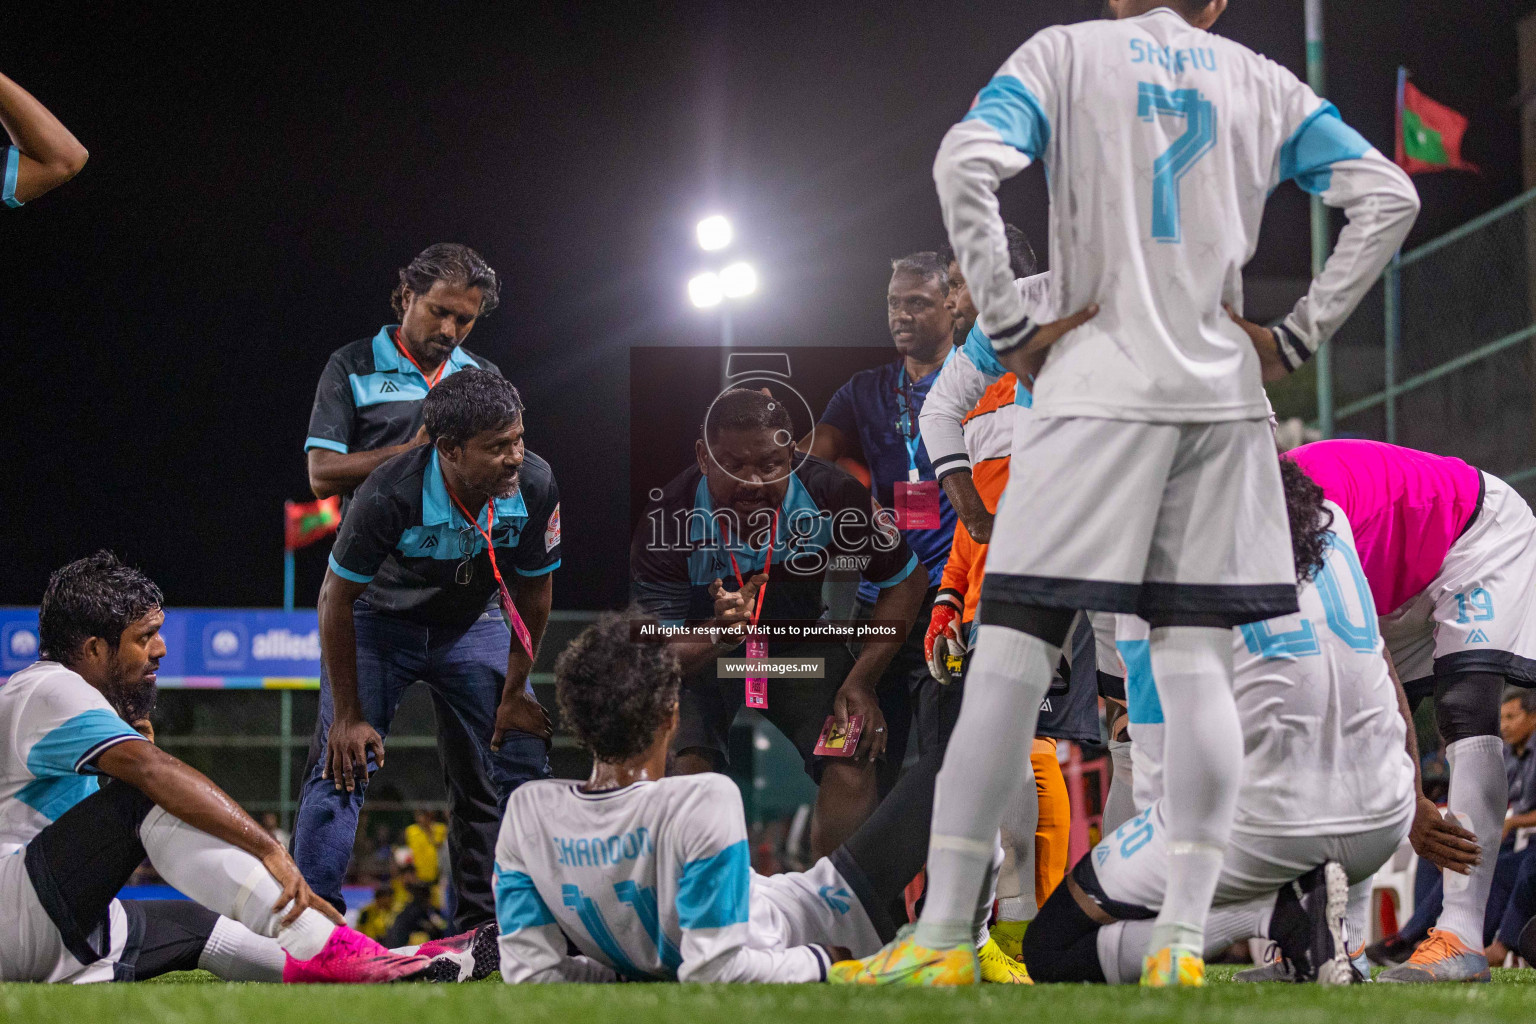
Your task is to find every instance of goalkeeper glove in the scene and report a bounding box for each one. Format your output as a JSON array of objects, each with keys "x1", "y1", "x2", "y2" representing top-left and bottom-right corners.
[{"x1": 924, "y1": 598, "x2": 967, "y2": 684}]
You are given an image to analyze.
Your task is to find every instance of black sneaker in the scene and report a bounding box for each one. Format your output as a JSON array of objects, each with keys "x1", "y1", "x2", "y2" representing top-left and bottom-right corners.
[
  {"x1": 1267, "y1": 861, "x2": 1353, "y2": 984},
  {"x1": 1365, "y1": 933, "x2": 1416, "y2": 967},
  {"x1": 421, "y1": 922, "x2": 501, "y2": 982}
]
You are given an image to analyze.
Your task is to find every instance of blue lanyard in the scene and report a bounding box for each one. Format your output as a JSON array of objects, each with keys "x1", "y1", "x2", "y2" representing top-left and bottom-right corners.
[{"x1": 896, "y1": 380, "x2": 924, "y2": 483}]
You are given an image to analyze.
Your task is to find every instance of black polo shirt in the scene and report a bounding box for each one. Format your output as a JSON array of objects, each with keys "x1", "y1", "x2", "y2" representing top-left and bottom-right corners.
[
  {"x1": 305, "y1": 325, "x2": 501, "y2": 457},
  {"x1": 329, "y1": 444, "x2": 561, "y2": 627},
  {"x1": 630, "y1": 451, "x2": 918, "y2": 628}
]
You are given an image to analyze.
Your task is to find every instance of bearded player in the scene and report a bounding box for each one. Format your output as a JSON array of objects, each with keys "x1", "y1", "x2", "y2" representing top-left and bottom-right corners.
[{"x1": 847, "y1": 0, "x2": 1419, "y2": 986}]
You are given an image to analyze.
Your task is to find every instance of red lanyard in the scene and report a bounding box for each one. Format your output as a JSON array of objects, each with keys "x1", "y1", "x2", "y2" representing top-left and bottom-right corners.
[
  {"x1": 728, "y1": 509, "x2": 778, "y2": 629},
  {"x1": 447, "y1": 486, "x2": 534, "y2": 656},
  {"x1": 394, "y1": 329, "x2": 446, "y2": 388}
]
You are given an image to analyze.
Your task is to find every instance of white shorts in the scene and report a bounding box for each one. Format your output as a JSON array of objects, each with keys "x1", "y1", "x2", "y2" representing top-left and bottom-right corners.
[
  {"x1": 1380, "y1": 472, "x2": 1536, "y2": 686},
  {"x1": 983, "y1": 416, "x2": 1296, "y2": 625},
  {"x1": 0, "y1": 850, "x2": 129, "y2": 983},
  {"x1": 749, "y1": 857, "x2": 882, "y2": 958},
  {"x1": 1086, "y1": 800, "x2": 1412, "y2": 915}
]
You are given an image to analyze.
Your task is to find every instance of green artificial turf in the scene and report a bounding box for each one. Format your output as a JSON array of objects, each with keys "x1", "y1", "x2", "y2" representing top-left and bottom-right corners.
[{"x1": 0, "y1": 965, "x2": 1532, "y2": 1024}]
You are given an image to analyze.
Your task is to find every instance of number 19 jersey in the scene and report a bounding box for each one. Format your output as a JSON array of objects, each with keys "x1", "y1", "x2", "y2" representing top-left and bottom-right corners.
[{"x1": 936, "y1": 6, "x2": 1418, "y2": 422}]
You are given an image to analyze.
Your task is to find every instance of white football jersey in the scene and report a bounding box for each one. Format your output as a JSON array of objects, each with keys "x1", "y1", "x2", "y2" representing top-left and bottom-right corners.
[
  {"x1": 935, "y1": 7, "x2": 1418, "y2": 423},
  {"x1": 1120, "y1": 503, "x2": 1414, "y2": 835},
  {"x1": 494, "y1": 773, "x2": 841, "y2": 983},
  {"x1": 0, "y1": 661, "x2": 147, "y2": 854},
  {"x1": 920, "y1": 272, "x2": 1052, "y2": 480}
]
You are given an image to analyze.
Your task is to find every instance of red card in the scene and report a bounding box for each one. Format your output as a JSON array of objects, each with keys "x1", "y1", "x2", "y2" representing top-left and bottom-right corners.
[
  {"x1": 744, "y1": 638, "x2": 768, "y2": 709},
  {"x1": 814, "y1": 714, "x2": 864, "y2": 757},
  {"x1": 894, "y1": 480, "x2": 941, "y2": 529}
]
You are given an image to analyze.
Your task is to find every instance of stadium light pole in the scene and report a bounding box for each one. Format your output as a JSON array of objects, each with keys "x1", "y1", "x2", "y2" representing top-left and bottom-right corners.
[
  {"x1": 688, "y1": 215, "x2": 758, "y2": 387},
  {"x1": 1306, "y1": 0, "x2": 1333, "y2": 438}
]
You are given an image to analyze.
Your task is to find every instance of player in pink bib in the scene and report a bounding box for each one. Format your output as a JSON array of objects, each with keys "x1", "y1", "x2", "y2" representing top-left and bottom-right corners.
[{"x1": 1288, "y1": 439, "x2": 1536, "y2": 983}]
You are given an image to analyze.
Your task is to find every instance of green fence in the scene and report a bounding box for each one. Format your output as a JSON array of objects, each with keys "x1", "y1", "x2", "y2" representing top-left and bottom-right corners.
[{"x1": 1328, "y1": 185, "x2": 1536, "y2": 494}]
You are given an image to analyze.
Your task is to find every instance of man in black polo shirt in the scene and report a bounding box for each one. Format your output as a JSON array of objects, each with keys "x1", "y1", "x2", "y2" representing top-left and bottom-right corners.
[
  {"x1": 305, "y1": 243, "x2": 502, "y2": 499},
  {"x1": 293, "y1": 370, "x2": 558, "y2": 929},
  {"x1": 300, "y1": 243, "x2": 509, "y2": 931},
  {"x1": 632, "y1": 388, "x2": 927, "y2": 857}
]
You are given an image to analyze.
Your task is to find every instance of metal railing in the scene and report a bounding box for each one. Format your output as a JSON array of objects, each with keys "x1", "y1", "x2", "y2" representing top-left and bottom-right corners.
[{"x1": 1326, "y1": 184, "x2": 1536, "y2": 491}]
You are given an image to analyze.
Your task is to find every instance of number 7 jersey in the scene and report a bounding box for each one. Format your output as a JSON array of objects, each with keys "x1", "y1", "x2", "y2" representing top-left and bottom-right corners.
[{"x1": 935, "y1": 6, "x2": 1418, "y2": 423}]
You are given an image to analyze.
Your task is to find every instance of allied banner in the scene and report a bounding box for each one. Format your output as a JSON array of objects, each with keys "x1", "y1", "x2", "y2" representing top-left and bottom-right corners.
[{"x1": 0, "y1": 607, "x2": 321, "y2": 688}]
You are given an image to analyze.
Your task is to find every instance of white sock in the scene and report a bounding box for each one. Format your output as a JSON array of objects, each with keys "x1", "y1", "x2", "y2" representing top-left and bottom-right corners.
[
  {"x1": 1439, "y1": 735, "x2": 1506, "y2": 948},
  {"x1": 140, "y1": 806, "x2": 338, "y2": 960},
  {"x1": 1345, "y1": 878, "x2": 1371, "y2": 956},
  {"x1": 975, "y1": 841, "x2": 1005, "y2": 947},
  {"x1": 1098, "y1": 896, "x2": 1273, "y2": 984},
  {"x1": 996, "y1": 755, "x2": 1040, "y2": 923},
  {"x1": 1102, "y1": 739, "x2": 1136, "y2": 835},
  {"x1": 915, "y1": 626, "x2": 1055, "y2": 950},
  {"x1": 1148, "y1": 627, "x2": 1240, "y2": 941},
  {"x1": 198, "y1": 916, "x2": 287, "y2": 982}
]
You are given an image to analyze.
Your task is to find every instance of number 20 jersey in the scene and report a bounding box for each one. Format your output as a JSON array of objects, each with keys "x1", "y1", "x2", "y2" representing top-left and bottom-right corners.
[
  {"x1": 936, "y1": 6, "x2": 1418, "y2": 423},
  {"x1": 1120, "y1": 503, "x2": 1415, "y2": 836}
]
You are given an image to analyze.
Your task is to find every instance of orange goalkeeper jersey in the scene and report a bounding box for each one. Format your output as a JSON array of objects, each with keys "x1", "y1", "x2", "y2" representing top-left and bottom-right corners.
[{"x1": 936, "y1": 373, "x2": 1019, "y2": 624}]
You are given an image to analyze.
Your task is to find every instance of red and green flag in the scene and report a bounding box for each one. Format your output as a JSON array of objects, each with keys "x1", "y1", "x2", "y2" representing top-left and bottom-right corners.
[
  {"x1": 284, "y1": 496, "x2": 341, "y2": 551},
  {"x1": 1396, "y1": 72, "x2": 1478, "y2": 175}
]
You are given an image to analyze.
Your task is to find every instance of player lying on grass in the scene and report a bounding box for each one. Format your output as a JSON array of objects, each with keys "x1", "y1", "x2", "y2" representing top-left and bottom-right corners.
[
  {"x1": 0, "y1": 551, "x2": 453, "y2": 984},
  {"x1": 489, "y1": 612, "x2": 1018, "y2": 983},
  {"x1": 1283, "y1": 439, "x2": 1536, "y2": 983},
  {"x1": 1016, "y1": 462, "x2": 1416, "y2": 985}
]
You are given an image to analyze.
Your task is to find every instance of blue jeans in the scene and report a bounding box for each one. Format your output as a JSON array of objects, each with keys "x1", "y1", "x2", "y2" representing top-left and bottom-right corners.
[{"x1": 292, "y1": 605, "x2": 549, "y2": 930}]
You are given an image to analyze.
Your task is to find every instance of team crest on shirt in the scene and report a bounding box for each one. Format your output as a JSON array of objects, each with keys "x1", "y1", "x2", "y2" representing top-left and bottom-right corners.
[
  {"x1": 545, "y1": 504, "x2": 561, "y2": 551},
  {"x1": 819, "y1": 885, "x2": 852, "y2": 914}
]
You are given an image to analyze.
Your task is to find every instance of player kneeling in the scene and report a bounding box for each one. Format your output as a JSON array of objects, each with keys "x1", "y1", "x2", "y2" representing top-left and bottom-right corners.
[
  {"x1": 490, "y1": 614, "x2": 1010, "y2": 983},
  {"x1": 1020, "y1": 462, "x2": 1417, "y2": 985},
  {"x1": 0, "y1": 552, "x2": 444, "y2": 984}
]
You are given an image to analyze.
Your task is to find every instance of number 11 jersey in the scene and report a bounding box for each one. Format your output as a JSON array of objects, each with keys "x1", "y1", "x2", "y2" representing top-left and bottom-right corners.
[{"x1": 935, "y1": 6, "x2": 1418, "y2": 423}]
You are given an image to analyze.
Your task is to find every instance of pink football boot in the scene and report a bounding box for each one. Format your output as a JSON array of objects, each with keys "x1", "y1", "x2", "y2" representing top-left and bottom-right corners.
[{"x1": 283, "y1": 925, "x2": 436, "y2": 983}]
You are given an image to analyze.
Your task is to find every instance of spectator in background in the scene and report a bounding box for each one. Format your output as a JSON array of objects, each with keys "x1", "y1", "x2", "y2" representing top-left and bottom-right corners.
[
  {"x1": 260, "y1": 811, "x2": 292, "y2": 851},
  {"x1": 800, "y1": 252, "x2": 959, "y2": 779},
  {"x1": 0, "y1": 69, "x2": 88, "y2": 207},
  {"x1": 404, "y1": 809, "x2": 449, "y2": 886},
  {"x1": 1485, "y1": 689, "x2": 1536, "y2": 965}
]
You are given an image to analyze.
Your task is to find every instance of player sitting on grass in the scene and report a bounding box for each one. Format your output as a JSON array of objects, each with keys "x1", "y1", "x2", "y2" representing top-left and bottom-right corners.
[
  {"x1": 1018, "y1": 462, "x2": 1416, "y2": 985},
  {"x1": 0, "y1": 552, "x2": 449, "y2": 984},
  {"x1": 490, "y1": 612, "x2": 1013, "y2": 983}
]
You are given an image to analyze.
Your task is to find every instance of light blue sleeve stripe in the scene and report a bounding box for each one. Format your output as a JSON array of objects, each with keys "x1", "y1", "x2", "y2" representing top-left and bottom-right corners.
[
  {"x1": 494, "y1": 865, "x2": 556, "y2": 931},
  {"x1": 2, "y1": 147, "x2": 21, "y2": 208},
  {"x1": 962, "y1": 75, "x2": 1051, "y2": 160},
  {"x1": 327, "y1": 553, "x2": 374, "y2": 584},
  {"x1": 961, "y1": 322, "x2": 1007, "y2": 379},
  {"x1": 304, "y1": 436, "x2": 349, "y2": 454},
  {"x1": 871, "y1": 552, "x2": 920, "y2": 590},
  {"x1": 1279, "y1": 103, "x2": 1370, "y2": 196},
  {"x1": 512, "y1": 558, "x2": 560, "y2": 578},
  {"x1": 1117, "y1": 639, "x2": 1163, "y2": 725},
  {"x1": 16, "y1": 775, "x2": 99, "y2": 821},
  {"x1": 26, "y1": 709, "x2": 146, "y2": 777},
  {"x1": 676, "y1": 839, "x2": 751, "y2": 930}
]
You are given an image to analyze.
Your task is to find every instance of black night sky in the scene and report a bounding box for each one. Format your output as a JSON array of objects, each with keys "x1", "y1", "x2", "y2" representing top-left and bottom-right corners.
[{"x1": 2, "y1": 0, "x2": 1531, "y2": 612}]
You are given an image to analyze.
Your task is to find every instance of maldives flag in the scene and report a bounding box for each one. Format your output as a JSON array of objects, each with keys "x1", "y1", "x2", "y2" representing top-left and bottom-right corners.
[
  {"x1": 1396, "y1": 77, "x2": 1478, "y2": 175},
  {"x1": 285, "y1": 496, "x2": 342, "y2": 551}
]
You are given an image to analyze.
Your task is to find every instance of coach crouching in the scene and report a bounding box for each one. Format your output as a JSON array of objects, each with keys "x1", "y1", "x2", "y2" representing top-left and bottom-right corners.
[
  {"x1": 632, "y1": 388, "x2": 927, "y2": 857},
  {"x1": 293, "y1": 369, "x2": 559, "y2": 925}
]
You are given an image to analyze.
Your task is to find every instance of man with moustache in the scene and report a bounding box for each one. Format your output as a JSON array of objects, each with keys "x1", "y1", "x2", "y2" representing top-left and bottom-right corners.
[
  {"x1": 293, "y1": 370, "x2": 559, "y2": 933},
  {"x1": 801, "y1": 253, "x2": 959, "y2": 774},
  {"x1": 301, "y1": 244, "x2": 517, "y2": 934}
]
